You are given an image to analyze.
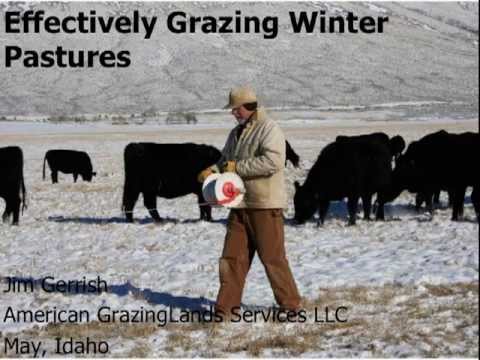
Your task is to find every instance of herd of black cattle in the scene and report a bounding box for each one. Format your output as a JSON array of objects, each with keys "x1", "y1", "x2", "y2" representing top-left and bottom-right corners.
[{"x1": 0, "y1": 129, "x2": 478, "y2": 226}]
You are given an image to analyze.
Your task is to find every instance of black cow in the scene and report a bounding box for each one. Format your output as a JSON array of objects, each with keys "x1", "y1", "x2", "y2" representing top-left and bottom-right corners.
[
  {"x1": 122, "y1": 142, "x2": 221, "y2": 223},
  {"x1": 43, "y1": 150, "x2": 96, "y2": 184},
  {"x1": 390, "y1": 130, "x2": 479, "y2": 221},
  {"x1": 0, "y1": 146, "x2": 26, "y2": 225},
  {"x1": 336, "y1": 132, "x2": 406, "y2": 160},
  {"x1": 415, "y1": 189, "x2": 452, "y2": 211},
  {"x1": 294, "y1": 134, "x2": 392, "y2": 225},
  {"x1": 336, "y1": 132, "x2": 389, "y2": 145},
  {"x1": 286, "y1": 140, "x2": 300, "y2": 168},
  {"x1": 389, "y1": 135, "x2": 406, "y2": 160}
]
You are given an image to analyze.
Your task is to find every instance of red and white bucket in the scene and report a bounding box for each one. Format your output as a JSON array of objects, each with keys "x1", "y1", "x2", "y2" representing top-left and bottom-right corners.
[{"x1": 202, "y1": 173, "x2": 245, "y2": 207}]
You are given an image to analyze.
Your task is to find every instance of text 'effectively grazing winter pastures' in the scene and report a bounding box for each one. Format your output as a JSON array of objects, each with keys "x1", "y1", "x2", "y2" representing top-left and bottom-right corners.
[{"x1": 2, "y1": 9, "x2": 389, "y2": 68}]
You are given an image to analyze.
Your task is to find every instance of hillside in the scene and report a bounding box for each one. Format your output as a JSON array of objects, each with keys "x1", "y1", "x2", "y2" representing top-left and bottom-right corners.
[{"x1": 0, "y1": 2, "x2": 478, "y2": 116}]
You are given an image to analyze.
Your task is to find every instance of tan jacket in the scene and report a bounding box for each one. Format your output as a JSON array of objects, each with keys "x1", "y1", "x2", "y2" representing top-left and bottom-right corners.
[{"x1": 217, "y1": 107, "x2": 287, "y2": 209}]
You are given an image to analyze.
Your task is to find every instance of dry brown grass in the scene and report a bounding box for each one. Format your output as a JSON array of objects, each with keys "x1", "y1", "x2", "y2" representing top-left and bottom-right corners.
[
  {"x1": 212, "y1": 282, "x2": 478, "y2": 357},
  {"x1": 310, "y1": 283, "x2": 403, "y2": 309},
  {"x1": 164, "y1": 332, "x2": 194, "y2": 353},
  {"x1": 144, "y1": 243, "x2": 162, "y2": 252},
  {"x1": 226, "y1": 333, "x2": 307, "y2": 356},
  {"x1": 24, "y1": 321, "x2": 159, "y2": 340},
  {"x1": 219, "y1": 318, "x2": 368, "y2": 357},
  {"x1": 126, "y1": 343, "x2": 151, "y2": 358},
  {"x1": 424, "y1": 282, "x2": 478, "y2": 297},
  {"x1": 425, "y1": 284, "x2": 457, "y2": 297},
  {"x1": 2, "y1": 282, "x2": 477, "y2": 357}
]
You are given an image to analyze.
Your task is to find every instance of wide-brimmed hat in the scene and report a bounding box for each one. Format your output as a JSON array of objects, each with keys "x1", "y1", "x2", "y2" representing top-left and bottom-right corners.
[{"x1": 223, "y1": 86, "x2": 257, "y2": 109}]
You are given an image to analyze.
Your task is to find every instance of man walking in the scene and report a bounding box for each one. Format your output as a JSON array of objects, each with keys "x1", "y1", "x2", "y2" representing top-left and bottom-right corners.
[{"x1": 198, "y1": 86, "x2": 301, "y2": 316}]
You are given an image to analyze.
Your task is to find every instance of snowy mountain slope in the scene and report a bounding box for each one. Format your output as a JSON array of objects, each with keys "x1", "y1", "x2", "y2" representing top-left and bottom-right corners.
[{"x1": 0, "y1": 2, "x2": 478, "y2": 116}]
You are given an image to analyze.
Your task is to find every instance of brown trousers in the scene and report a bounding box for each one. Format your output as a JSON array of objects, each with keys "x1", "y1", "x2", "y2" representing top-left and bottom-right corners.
[{"x1": 215, "y1": 209, "x2": 301, "y2": 314}]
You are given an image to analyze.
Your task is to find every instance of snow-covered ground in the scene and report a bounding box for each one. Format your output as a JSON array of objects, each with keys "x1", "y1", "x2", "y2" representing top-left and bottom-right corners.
[
  {"x1": 0, "y1": 0, "x2": 477, "y2": 355},
  {"x1": 0, "y1": 112, "x2": 478, "y2": 357}
]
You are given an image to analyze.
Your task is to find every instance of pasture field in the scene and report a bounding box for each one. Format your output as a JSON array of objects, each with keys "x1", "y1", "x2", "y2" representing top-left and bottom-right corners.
[{"x1": 0, "y1": 115, "x2": 478, "y2": 357}]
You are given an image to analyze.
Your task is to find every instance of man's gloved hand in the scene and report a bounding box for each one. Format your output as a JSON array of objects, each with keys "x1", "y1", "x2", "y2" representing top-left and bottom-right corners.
[
  {"x1": 221, "y1": 161, "x2": 236, "y2": 173},
  {"x1": 197, "y1": 167, "x2": 214, "y2": 183}
]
